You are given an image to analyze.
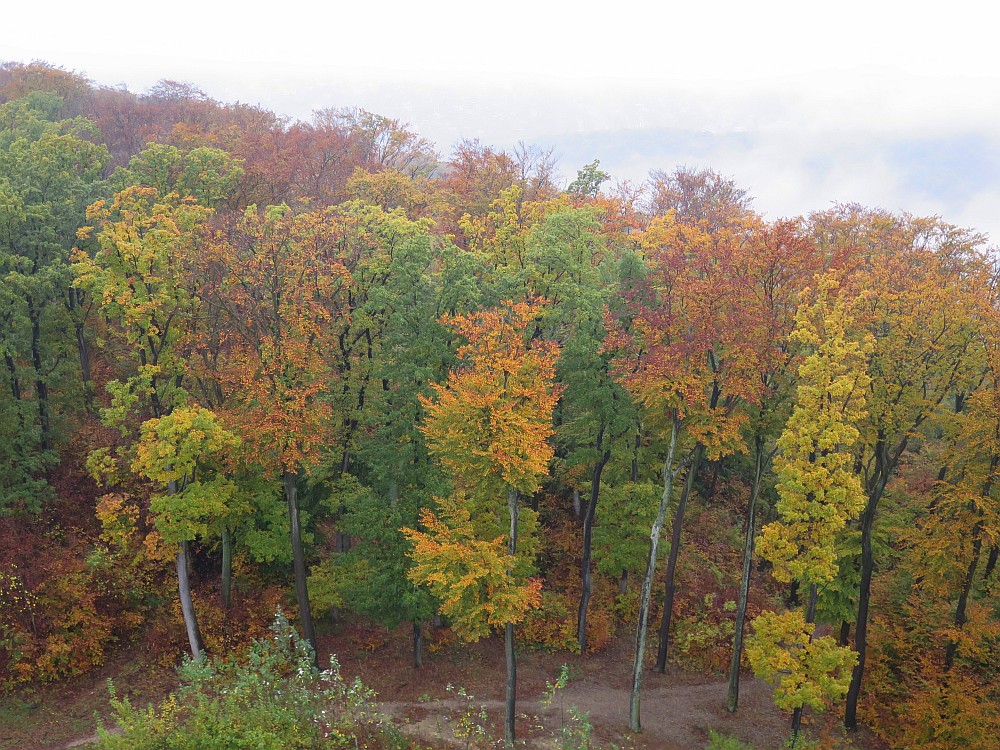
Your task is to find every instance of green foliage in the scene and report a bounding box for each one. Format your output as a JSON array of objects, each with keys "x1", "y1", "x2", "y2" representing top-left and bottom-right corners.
[
  {"x1": 133, "y1": 406, "x2": 244, "y2": 544},
  {"x1": 0, "y1": 93, "x2": 108, "y2": 512},
  {"x1": 94, "y1": 610, "x2": 404, "y2": 749},
  {"x1": 330, "y1": 478, "x2": 437, "y2": 629},
  {"x1": 540, "y1": 664, "x2": 593, "y2": 750},
  {"x1": 567, "y1": 160, "x2": 609, "y2": 198},
  {"x1": 706, "y1": 731, "x2": 754, "y2": 750},
  {"x1": 112, "y1": 143, "x2": 244, "y2": 208},
  {"x1": 592, "y1": 481, "x2": 660, "y2": 578}
]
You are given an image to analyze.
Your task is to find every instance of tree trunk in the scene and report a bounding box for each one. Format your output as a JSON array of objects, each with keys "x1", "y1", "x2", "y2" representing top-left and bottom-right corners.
[
  {"x1": 29, "y1": 304, "x2": 51, "y2": 452},
  {"x1": 839, "y1": 621, "x2": 851, "y2": 647},
  {"x1": 5, "y1": 354, "x2": 22, "y2": 403},
  {"x1": 984, "y1": 544, "x2": 998, "y2": 580},
  {"x1": 169, "y1": 477, "x2": 204, "y2": 661},
  {"x1": 620, "y1": 569, "x2": 629, "y2": 595},
  {"x1": 630, "y1": 416, "x2": 680, "y2": 733},
  {"x1": 284, "y1": 470, "x2": 317, "y2": 660},
  {"x1": 221, "y1": 526, "x2": 233, "y2": 609},
  {"x1": 786, "y1": 580, "x2": 801, "y2": 608},
  {"x1": 727, "y1": 437, "x2": 764, "y2": 712},
  {"x1": 413, "y1": 621, "x2": 423, "y2": 669},
  {"x1": 577, "y1": 436, "x2": 611, "y2": 653},
  {"x1": 845, "y1": 442, "x2": 893, "y2": 731},
  {"x1": 655, "y1": 444, "x2": 704, "y2": 672},
  {"x1": 76, "y1": 319, "x2": 94, "y2": 412},
  {"x1": 176, "y1": 540, "x2": 205, "y2": 661},
  {"x1": 790, "y1": 585, "x2": 819, "y2": 746},
  {"x1": 945, "y1": 519, "x2": 985, "y2": 669},
  {"x1": 504, "y1": 485, "x2": 519, "y2": 749}
]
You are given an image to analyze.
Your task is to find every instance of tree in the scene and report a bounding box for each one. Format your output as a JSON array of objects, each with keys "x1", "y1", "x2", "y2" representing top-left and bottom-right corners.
[
  {"x1": 754, "y1": 272, "x2": 872, "y2": 742},
  {"x1": 74, "y1": 185, "x2": 212, "y2": 659},
  {"x1": 726, "y1": 218, "x2": 822, "y2": 712},
  {"x1": 203, "y1": 203, "x2": 353, "y2": 657},
  {"x1": 0, "y1": 93, "x2": 108, "y2": 510},
  {"x1": 808, "y1": 207, "x2": 991, "y2": 730},
  {"x1": 567, "y1": 160, "x2": 610, "y2": 198},
  {"x1": 131, "y1": 406, "x2": 243, "y2": 659},
  {"x1": 407, "y1": 299, "x2": 560, "y2": 749},
  {"x1": 609, "y1": 205, "x2": 762, "y2": 732}
]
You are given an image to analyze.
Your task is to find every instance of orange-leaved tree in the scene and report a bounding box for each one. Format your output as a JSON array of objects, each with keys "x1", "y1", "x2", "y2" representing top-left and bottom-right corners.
[
  {"x1": 202, "y1": 203, "x2": 352, "y2": 656},
  {"x1": 608, "y1": 204, "x2": 763, "y2": 732},
  {"x1": 404, "y1": 299, "x2": 560, "y2": 750}
]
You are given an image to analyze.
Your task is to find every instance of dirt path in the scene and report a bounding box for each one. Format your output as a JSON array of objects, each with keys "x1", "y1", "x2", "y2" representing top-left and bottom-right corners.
[
  {"x1": 380, "y1": 674, "x2": 785, "y2": 749},
  {"x1": 21, "y1": 624, "x2": 872, "y2": 750},
  {"x1": 342, "y1": 630, "x2": 799, "y2": 750}
]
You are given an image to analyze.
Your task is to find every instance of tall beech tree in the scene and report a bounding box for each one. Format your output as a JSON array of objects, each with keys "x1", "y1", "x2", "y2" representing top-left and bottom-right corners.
[
  {"x1": 727, "y1": 219, "x2": 822, "y2": 711},
  {"x1": 753, "y1": 272, "x2": 872, "y2": 742},
  {"x1": 335, "y1": 208, "x2": 455, "y2": 667},
  {"x1": 131, "y1": 406, "x2": 242, "y2": 660},
  {"x1": 73, "y1": 185, "x2": 212, "y2": 660},
  {"x1": 204, "y1": 203, "x2": 352, "y2": 656},
  {"x1": 407, "y1": 299, "x2": 560, "y2": 749},
  {"x1": 609, "y1": 207, "x2": 761, "y2": 731},
  {"x1": 810, "y1": 207, "x2": 992, "y2": 730}
]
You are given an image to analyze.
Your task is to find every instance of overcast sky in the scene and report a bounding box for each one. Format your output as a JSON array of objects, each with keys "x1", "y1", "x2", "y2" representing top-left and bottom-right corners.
[{"x1": 6, "y1": 1, "x2": 1000, "y2": 242}]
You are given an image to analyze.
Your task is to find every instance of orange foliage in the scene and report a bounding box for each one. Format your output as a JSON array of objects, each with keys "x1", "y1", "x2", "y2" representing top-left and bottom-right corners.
[{"x1": 419, "y1": 299, "x2": 561, "y2": 496}]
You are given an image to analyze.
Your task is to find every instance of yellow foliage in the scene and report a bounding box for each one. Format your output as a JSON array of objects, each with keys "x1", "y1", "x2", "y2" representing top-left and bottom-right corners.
[{"x1": 746, "y1": 609, "x2": 857, "y2": 713}]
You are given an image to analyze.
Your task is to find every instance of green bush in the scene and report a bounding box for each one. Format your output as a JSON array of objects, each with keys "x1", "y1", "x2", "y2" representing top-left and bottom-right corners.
[
  {"x1": 706, "y1": 730, "x2": 754, "y2": 750},
  {"x1": 95, "y1": 610, "x2": 412, "y2": 749}
]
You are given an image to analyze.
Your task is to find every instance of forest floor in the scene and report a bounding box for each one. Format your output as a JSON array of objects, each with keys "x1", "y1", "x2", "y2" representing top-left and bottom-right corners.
[{"x1": 1, "y1": 619, "x2": 882, "y2": 750}]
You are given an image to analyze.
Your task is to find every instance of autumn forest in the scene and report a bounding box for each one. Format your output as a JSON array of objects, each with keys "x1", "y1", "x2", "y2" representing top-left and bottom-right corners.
[{"x1": 0, "y1": 61, "x2": 997, "y2": 750}]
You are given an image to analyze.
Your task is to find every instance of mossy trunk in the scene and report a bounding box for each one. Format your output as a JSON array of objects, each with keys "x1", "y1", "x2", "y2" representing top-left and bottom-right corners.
[{"x1": 630, "y1": 417, "x2": 680, "y2": 733}]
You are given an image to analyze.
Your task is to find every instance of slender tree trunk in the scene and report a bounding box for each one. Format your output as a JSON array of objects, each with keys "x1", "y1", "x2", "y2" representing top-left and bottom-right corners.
[
  {"x1": 944, "y1": 530, "x2": 982, "y2": 669},
  {"x1": 413, "y1": 621, "x2": 423, "y2": 669},
  {"x1": 76, "y1": 318, "x2": 94, "y2": 412},
  {"x1": 984, "y1": 544, "x2": 998, "y2": 580},
  {"x1": 727, "y1": 437, "x2": 764, "y2": 712},
  {"x1": 67, "y1": 286, "x2": 94, "y2": 413},
  {"x1": 577, "y1": 436, "x2": 611, "y2": 653},
  {"x1": 786, "y1": 580, "x2": 801, "y2": 608},
  {"x1": 168, "y1": 477, "x2": 205, "y2": 661},
  {"x1": 505, "y1": 485, "x2": 519, "y2": 749},
  {"x1": 29, "y1": 304, "x2": 51, "y2": 452},
  {"x1": 221, "y1": 526, "x2": 233, "y2": 609},
  {"x1": 5, "y1": 354, "x2": 22, "y2": 403},
  {"x1": 284, "y1": 470, "x2": 317, "y2": 660},
  {"x1": 176, "y1": 539, "x2": 205, "y2": 661},
  {"x1": 654, "y1": 444, "x2": 704, "y2": 672},
  {"x1": 845, "y1": 441, "x2": 893, "y2": 731},
  {"x1": 630, "y1": 417, "x2": 680, "y2": 733},
  {"x1": 620, "y1": 569, "x2": 629, "y2": 595},
  {"x1": 946, "y1": 455, "x2": 998, "y2": 668},
  {"x1": 790, "y1": 585, "x2": 819, "y2": 746}
]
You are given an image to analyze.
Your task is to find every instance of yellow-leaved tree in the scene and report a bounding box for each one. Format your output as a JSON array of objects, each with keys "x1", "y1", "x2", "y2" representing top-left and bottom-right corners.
[{"x1": 750, "y1": 273, "x2": 873, "y2": 745}]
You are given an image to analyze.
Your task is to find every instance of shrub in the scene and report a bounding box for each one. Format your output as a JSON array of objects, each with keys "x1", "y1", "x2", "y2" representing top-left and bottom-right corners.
[{"x1": 95, "y1": 610, "x2": 413, "y2": 749}]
